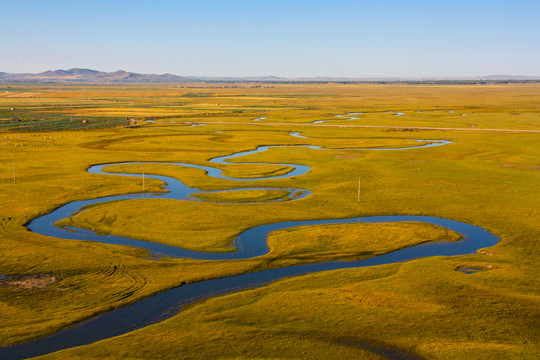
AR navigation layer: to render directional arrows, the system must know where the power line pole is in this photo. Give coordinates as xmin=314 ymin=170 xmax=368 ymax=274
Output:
xmin=357 ymin=176 xmax=361 ymax=203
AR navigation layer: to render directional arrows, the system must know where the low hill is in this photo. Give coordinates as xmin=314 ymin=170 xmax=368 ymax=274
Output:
xmin=0 ymin=68 xmax=190 ymax=83
xmin=0 ymin=69 xmax=538 ymax=83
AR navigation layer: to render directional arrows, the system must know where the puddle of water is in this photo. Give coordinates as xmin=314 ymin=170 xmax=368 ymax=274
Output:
xmin=502 ymin=163 xmax=540 ymax=171
xmin=289 ymin=132 xmax=308 ymax=138
xmin=455 ymin=265 xmax=493 ymax=274
xmin=456 ymin=267 xmax=485 ymax=274
xmin=312 ymin=112 xmax=363 ymax=123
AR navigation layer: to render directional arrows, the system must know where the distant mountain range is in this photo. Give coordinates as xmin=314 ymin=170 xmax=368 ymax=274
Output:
xmin=0 ymin=68 xmax=191 ymax=83
xmin=0 ymin=68 xmax=538 ymax=83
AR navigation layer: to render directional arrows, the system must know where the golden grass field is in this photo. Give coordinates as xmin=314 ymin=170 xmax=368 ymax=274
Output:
xmin=0 ymin=83 xmax=539 ymax=359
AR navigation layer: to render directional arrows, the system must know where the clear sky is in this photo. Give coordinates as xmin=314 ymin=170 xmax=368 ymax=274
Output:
xmin=1 ymin=0 xmax=539 ymax=78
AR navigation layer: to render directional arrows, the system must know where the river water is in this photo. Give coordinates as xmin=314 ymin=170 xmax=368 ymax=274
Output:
xmin=1 ymin=138 xmax=499 ymax=360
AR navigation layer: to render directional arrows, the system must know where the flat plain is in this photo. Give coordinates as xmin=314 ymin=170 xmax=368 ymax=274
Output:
xmin=0 ymin=83 xmax=539 ymax=359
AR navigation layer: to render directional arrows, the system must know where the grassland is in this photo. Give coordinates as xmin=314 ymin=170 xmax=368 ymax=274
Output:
xmin=0 ymin=83 xmax=538 ymax=359
xmin=190 ymin=189 xmax=291 ymax=203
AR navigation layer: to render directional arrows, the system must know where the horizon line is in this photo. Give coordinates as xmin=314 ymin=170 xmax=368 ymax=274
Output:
xmin=1 ymin=68 xmax=540 ymax=81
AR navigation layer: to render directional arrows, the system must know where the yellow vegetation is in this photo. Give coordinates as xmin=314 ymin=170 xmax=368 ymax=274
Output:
xmin=0 ymin=83 xmax=538 ymax=359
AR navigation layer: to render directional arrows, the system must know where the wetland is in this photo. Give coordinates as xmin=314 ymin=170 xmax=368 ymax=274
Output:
xmin=0 ymin=83 xmax=538 ymax=359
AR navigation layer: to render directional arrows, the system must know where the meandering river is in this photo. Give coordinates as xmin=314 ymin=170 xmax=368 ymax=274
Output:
xmin=1 ymin=137 xmax=499 ymax=360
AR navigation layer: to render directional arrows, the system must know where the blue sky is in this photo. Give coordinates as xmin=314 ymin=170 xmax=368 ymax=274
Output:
xmin=1 ymin=0 xmax=539 ymax=77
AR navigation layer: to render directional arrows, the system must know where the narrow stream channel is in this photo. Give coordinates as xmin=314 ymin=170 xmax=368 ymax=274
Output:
xmin=0 ymin=138 xmax=499 ymax=360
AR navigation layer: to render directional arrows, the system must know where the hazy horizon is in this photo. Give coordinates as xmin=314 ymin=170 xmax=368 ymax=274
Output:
xmin=1 ymin=0 xmax=539 ymax=78
xmin=2 ymin=67 xmax=539 ymax=81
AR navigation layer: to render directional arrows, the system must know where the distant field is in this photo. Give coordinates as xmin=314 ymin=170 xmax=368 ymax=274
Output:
xmin=0 ymin=83 xmax=538 ymax=359
xmin=1 ymin=83 xmax=539 ymax=131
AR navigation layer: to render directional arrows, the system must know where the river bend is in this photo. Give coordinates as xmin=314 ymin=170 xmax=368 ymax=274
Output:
xmin=1 ymin=138 xmax=500 ymax=360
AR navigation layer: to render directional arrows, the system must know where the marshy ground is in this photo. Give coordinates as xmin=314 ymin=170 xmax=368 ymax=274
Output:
xmin=0 ymin=83 xmax=538 ymax=359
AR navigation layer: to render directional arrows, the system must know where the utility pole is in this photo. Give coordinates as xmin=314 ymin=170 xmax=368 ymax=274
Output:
xmin=357 ymin=176 xmax=361 ymax=203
